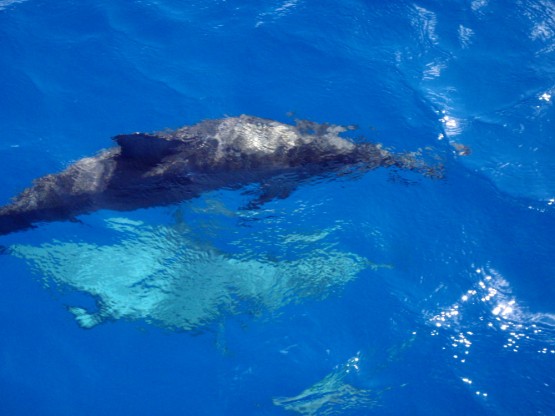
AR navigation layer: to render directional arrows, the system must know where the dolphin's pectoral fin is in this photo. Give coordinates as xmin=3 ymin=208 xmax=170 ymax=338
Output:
xmin=113 ymin=133 xmax=181 ymax=165
xmin=243 ymin=179 xmax=298 ymax=209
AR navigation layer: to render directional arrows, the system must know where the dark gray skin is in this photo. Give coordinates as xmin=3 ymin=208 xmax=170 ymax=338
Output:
xmin=0 ymin=115 xmax=439 ymax=236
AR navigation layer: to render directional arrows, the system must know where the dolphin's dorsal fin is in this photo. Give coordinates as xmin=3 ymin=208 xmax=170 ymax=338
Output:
xmin=113 ymin=133 xmax=180 ymax=164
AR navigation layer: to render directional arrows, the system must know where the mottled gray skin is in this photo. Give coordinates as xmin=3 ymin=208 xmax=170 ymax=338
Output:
xmin=0 ymin=115 xmax=434 ymax=235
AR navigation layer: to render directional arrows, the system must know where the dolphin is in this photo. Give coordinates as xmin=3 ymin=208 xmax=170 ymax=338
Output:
xmin=0 ymin=115 xmax=439 ymax=235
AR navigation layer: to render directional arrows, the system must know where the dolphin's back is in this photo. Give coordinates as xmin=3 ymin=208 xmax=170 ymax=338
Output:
xmin=0 ymin=115 xmax=439 ymax=236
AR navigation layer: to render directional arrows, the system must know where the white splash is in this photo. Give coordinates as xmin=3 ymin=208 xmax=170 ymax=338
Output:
xmin=539 ymin=92 xmax=551 ymax=102
xmin=471 ymin=0 xmax=488 ymax=12
xmin=0 ymin=0 xmax=27 ymax=10
xmin=412 ymin=5 xmax=438 ymax=45
xmin=458 ymin=25 xmax=475 ymax=48
xmin=255 ymin=0 xmax=299 ymax=27
xmin=429 ymin=267 xmax=555 ymax=355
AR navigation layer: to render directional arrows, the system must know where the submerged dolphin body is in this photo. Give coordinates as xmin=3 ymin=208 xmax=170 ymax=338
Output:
xmin=0 ymin=115 xmax=438 ymax=235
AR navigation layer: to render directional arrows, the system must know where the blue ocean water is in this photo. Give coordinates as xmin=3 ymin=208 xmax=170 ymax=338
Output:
xmin=1 ymin=0 xmax=555 ymax=414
